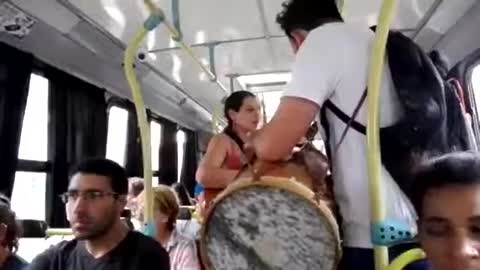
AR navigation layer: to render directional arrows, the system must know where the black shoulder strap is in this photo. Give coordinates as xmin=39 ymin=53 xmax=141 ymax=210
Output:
xmin=325 ymin=89 xmax=367 ymax=152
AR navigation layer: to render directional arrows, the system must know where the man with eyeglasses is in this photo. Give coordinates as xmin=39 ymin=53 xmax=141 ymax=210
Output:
xmin=28 ymin=158 xmax=170 ymax=270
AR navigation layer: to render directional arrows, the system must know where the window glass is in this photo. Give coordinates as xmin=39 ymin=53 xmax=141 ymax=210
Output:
xmin=11 ymin=172 xmax=46 ymax=221
xmin=150 ymin=121 xmax=162 ymax=172
xmin=258 ymin=91 xmax=283 ymax=122
xmin=18 ymin=74 xmax=49 ymax=161
xmin=176 ymin=130 xmax=186 ymax=182
xmin=473 ymin=64 xmax=480 ymax=114
xmin=106 ymin=106 xmax=129 ymax=166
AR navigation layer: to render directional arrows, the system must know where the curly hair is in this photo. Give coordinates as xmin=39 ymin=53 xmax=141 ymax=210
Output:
xmin=0 ymin=203 xmax=21 ymax=253
xmin=276 ymin=0 xmax=343 ymax=37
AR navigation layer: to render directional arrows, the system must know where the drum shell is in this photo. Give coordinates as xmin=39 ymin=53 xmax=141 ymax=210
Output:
xmin=200 ymin=177 xmax=341 ymax=270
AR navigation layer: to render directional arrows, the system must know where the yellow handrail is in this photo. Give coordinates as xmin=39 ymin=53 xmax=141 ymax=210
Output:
xmin=387 ymin=249 xmax=426 ymax=270
xmin=124 ymin=27 xmax=154 ymax=231
xmin=367 ymin=0 xmax=397 ymax=269
xmin=124 ymin=0 xmax=230 ymax=235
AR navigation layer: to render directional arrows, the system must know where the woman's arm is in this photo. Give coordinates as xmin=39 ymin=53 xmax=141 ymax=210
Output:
xmin=195 ymin=135 xmax=239 ymax=188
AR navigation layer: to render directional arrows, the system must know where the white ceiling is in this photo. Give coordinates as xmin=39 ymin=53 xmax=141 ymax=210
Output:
xmin=64 ymin=0 xmax=479 ymax=107
xmin=3 ymin=0 xmax=480 ymax=131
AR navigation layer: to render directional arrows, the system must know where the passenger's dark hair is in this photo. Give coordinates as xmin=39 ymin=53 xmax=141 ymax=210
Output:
xmin=276 ymin=0 xmax=343 ymax=38
xmin=70 ymin=158 xmax=128 ymax=195
xmin=0 ymin=203 xmax=20 ymax=253
xmin=171 ymin=183 xmax=192 ymax=206
xmin=223 ymin=91 xmax=256 ymax=150
xmin=411 ymin=152 xmax=480 ymax=218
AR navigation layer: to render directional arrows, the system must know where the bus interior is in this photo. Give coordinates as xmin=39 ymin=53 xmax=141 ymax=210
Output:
xmin=0 ymin=0 xmax=479 ymax=264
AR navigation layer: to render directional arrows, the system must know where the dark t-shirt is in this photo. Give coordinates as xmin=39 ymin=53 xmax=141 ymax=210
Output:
xmin=27 ymin=231 xmax=169 ymax=270
xmin=2 ymin=254 xmax=28 ymax=270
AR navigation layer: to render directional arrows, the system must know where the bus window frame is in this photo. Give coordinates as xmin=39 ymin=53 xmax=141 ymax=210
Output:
xmin=467 ymin=60 xmax=480 ymax=143
xmin=12 ymin=71 xmax=51 ymax=222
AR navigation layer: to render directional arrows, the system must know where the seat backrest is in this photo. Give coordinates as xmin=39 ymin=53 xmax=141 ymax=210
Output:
xmin=19 ymin=219 xmax=48 ymax=238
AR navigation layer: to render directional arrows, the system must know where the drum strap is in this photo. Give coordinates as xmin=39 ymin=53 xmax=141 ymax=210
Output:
xmin=325 ymin=89 xmax=368 ymax=153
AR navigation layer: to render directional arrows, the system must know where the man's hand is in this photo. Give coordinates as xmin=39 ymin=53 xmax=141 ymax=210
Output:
xmin=252 ymin=96 xmax=320 ymax=161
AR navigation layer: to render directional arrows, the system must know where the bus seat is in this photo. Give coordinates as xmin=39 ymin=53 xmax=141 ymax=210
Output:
xmin=19 ymin=219 xmax=48 ymax=238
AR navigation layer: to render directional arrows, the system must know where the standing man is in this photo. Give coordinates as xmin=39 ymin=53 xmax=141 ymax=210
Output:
xmin=28 ymin=158 xmax=170 ymax=270
xmin=251 ymin=0 xmax=421 ymax=268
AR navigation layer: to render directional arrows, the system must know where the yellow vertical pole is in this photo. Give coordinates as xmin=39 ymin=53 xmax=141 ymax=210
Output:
xmin=367 ymin=0 xmax=398 ymax=269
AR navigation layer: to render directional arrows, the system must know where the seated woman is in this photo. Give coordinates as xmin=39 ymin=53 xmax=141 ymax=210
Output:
xmin=0 ymin=202 xmax=27 ymax=270
xmin=412 ymin=151 xmax=480 ymax=270
xmin=137 ymin=185 xmax=201 ymax=270
xmin=196 ymin=91 xmax=261 ymax=210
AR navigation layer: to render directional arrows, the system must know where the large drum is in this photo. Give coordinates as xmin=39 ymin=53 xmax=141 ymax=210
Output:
xmin=200 ymin=143 xmax=341 ymax=270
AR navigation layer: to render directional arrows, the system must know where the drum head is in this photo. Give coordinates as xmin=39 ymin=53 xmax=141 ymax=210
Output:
xmin=201 ymin=178 xmax=340 ymax=270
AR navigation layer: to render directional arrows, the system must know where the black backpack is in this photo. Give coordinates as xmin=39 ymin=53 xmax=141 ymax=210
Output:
xmin=320 ymin=29 xmax=471 ymax=197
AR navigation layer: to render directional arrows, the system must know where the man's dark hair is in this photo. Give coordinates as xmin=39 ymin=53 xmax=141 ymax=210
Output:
xmin=411 ymin=152 xmax=480 ymax=217
xmin=276 ymin=0 xmax=343 ymax=38
xmin=70 ymin=158 xmax=128 ymax=195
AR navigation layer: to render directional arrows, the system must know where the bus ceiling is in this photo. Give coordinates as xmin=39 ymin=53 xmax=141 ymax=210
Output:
xmin=1 ymin=0 xmax=479 ymax=132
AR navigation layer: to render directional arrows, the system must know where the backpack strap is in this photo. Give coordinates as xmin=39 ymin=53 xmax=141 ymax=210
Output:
xmin=325 ymin=89 xmax=367 ymax=152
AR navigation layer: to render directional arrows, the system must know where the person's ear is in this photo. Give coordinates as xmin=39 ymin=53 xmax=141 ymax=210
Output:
xmin=289 ymin=30 xmax=307 ymax=53
xmin=117 ymin=195 xmax=128 ymax=212
xmin=228 ymin=109 xmax=237 ymax=123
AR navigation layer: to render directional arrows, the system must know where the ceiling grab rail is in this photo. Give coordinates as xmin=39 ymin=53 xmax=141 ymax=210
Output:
xmin=366 ymin=0 xmax=427 ymax=269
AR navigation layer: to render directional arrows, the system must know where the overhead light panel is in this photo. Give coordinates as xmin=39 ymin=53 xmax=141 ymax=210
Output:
xmin=237 ymin=72 xmax=291 ymax=90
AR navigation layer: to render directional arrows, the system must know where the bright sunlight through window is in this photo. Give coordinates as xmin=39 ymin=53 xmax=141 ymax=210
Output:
xmin=11 ymin=172 xmax=46 ymax=220
xmin=258 ymin=91 xmax=283 ymax=122
xmin=12 ymin=74 xmax=49 ymax=221
xmin=17 ymin=74 xmax=49 ymax=161
xmin=106 ymin=106 xmax=128 ymax=166
xmin=177 ymin=130 xmax=186 ymax=182
xmin=151 ymin=121 xmax=162 ymax=171
xmin=473 ymin=65 xmax=480 ymax=113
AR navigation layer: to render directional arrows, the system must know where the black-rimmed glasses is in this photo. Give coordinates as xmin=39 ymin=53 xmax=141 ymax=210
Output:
xmin=59 ymin=190 xmax=119 ymax=204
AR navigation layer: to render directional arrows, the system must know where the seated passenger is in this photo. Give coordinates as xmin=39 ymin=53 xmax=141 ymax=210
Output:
xmin=0 ymin=202 xmax=27 ymax=270
xmin=195 ymin=91 xmax=260 ymax=209
xmin=412 ymin=152 xmax=480 ymax=270
xmin=127 ymin=177 xmax=145 ymax=230
xmin=126 ymin=177 xmax=144 ymax=213
xmin=137 ymin=185 xmax=201 ymax=270
xmin=28 ymin=158 xmax=170 ymax=270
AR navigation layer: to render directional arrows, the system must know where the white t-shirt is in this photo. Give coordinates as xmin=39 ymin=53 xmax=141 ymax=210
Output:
xmin=284 ymin=23 xmax=417 ymax=248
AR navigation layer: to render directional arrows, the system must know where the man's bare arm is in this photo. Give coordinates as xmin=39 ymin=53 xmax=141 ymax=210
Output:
xmin=252 ymin=96 xmax=320 ymax=161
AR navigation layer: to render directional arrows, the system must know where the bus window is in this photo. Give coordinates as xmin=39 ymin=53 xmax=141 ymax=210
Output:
xmin=176 ymin=130 xmax=186 ymax=182
xmin=106 ymin=106 xmax=128 ymax=166
xmin=258 ymin=91 xmax=283 ymax=122
xmin=151 ymin=121 xmax=162 ymax=186
xmin=473 ymin=64 xmax=480 ymax=108
xmin=17 ymin=74 xmax=49 ymax=161
xmin=11 ymin=74 xmax=49 ymax=221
